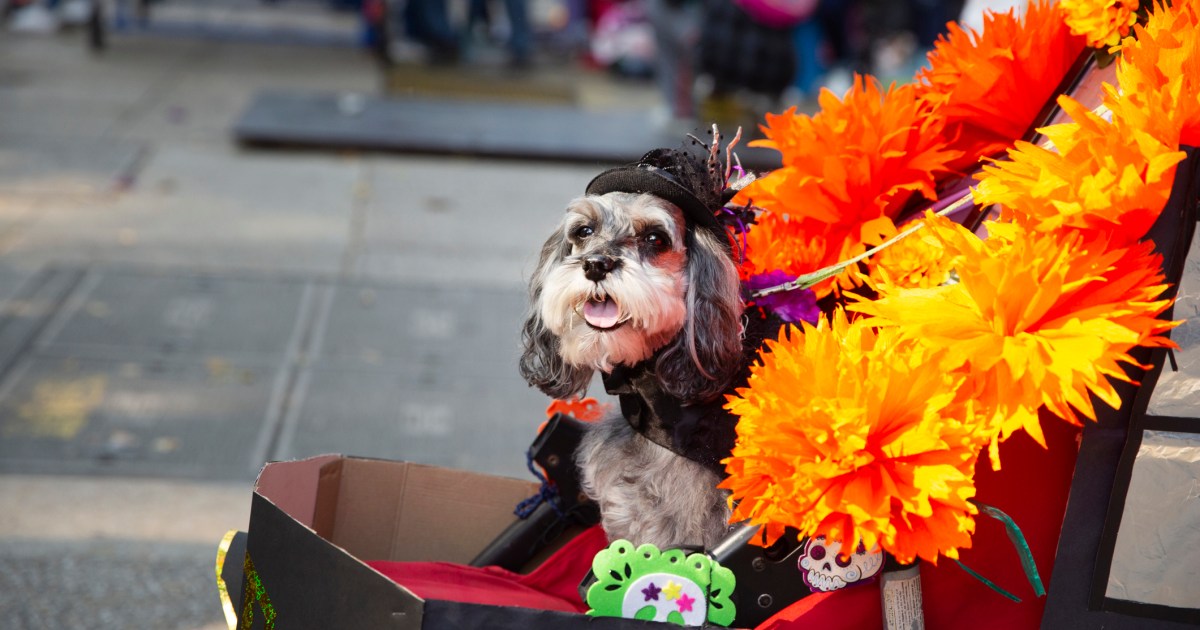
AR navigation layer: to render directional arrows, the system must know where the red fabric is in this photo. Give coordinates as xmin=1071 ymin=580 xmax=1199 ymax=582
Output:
xmin=762 ymin=413 xmax=1080 ymax=630
xmin=367 ymin=525 xmax=608 ymax=614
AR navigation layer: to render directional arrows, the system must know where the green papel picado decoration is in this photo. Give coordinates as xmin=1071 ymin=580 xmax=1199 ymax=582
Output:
xmin=585 ymin=540 xmax=736 ymax=627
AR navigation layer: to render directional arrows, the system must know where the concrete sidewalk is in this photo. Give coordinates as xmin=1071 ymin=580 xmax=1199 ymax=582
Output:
xmin=0 ymin=21 xmax=641 ymax=629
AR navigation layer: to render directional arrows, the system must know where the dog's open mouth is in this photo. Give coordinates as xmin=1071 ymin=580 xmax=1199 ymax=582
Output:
xmin=582 ymin=297 xmax=624 ymax=330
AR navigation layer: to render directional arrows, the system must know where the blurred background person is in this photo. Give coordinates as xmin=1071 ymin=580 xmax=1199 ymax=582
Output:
xmin=645 ymin=0 xmax=702 ymax=131
xmin=696 ymin=0 xmax=803 ymax=133
xmin=465 ymin=0 xmax=534 ymax=67
xmin=404 ymin=0 xmax=463 ymax=62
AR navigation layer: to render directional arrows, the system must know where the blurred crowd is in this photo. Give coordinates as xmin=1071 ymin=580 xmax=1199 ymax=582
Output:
xmin=382 ymin=0 xmax=1020 ymax=128
xmin=586 ymin=0 xmax=998 ymax=130
xmin=4 ymin=0 xmax=1023 ymax=129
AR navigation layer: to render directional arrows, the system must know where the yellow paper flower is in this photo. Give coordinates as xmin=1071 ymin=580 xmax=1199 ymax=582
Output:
xmin=1106 ymin=0 xmax=1200 ymax=147
xmin=851 ymin=218 xmax=1178 ymax=467
xmin=862 ymin=215 xmax=962 ymax=293
xmin=1060 ymin=0 xmax=1139 ymax=48
xmin=721 ymin=310 xmax=989 ymax=564
xmin=973 ymin=97 xmax=1185 ymax=244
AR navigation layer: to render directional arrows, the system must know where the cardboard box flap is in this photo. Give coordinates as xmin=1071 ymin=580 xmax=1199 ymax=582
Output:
xmin=388 ymin=462 xmax=540 ymax=564
xmin=245 ymin=491 xmax=425 ymax=629
xmin=255 ymin=453 xmax=344 ymax=527
xmin=322 ymin=458 xmax=538 ymax=564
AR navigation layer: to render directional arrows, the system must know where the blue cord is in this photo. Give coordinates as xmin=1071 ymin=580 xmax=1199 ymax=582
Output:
xmin=514 ymin=451 xmax=566 ymax=519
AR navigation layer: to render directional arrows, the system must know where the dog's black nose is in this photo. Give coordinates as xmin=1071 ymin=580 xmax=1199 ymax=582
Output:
xmin=582 ymin=255 xmax=618 ymax=282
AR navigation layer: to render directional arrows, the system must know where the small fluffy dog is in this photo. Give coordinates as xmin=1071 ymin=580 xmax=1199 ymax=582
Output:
xmin=519 ymin=148 xmax=750 ymax=550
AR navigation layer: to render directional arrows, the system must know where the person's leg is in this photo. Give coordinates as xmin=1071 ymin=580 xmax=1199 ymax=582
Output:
xmin=503 ymin=0 xmax=533 ymax=64
xmin=406 ymin=0 xmax=460 ymax=61
xmin=648 ymin=0 xmax=700 ymax=120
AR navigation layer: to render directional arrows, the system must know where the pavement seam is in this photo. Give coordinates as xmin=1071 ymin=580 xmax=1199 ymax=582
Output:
xmin=245 ymin=280 xmax=340 ymax=473
xmin=0 ymin=267 xmax=88 ymax=396
xmin=29 ymin=267 xmax=99 ymax=352
xmin=106 ymin=39 xmax=210 ymax=139
xmin=245 ymin=280 xmax=316 ymax=474
xmin=270 ymin=282 xmax=337 ymax=462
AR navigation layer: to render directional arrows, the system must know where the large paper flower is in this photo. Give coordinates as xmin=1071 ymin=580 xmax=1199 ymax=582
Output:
xmin=720 ymin=310 xmax=989 ymax=564
xmin=1060 ymin=0 xmax=1139 ymax=48
xmin=916 ymin=0 xmax=1086 ymax=171
xmin=1106 ymin=0 xmax=1200 ymax=148
xmin=851 ymin=218 xmax=1178 ymax=465
xmin=973 ymin=97 xmax=1185 ymax=245
xmin=734 ymin=78 xmax=960 ymax=296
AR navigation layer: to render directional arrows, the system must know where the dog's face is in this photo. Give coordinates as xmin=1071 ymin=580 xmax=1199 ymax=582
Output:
xmin=521 ymin=191 xmax=745 ymax=403
xmin=539 ymin=192 xmax=689 ymax=371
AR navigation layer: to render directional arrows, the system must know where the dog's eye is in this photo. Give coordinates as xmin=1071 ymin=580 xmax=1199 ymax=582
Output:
xmin=573 ymin=225 xmax=594 ymax=239
xmin=643 ymin=231 xmax=671 ymax=250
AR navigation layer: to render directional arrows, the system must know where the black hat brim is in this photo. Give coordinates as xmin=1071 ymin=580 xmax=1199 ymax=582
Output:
xmin=585 ymin=164 xmax=724 ymax=233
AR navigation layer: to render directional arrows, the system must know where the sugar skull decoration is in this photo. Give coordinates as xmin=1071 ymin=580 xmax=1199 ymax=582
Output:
xmin=798 ymin=536 xmax=884 ymax=592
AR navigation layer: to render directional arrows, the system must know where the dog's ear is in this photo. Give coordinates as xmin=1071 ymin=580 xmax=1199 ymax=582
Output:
xmin=655 ymin=228 xmax=744 ymax=403
xmin=519 ymin=228 xmax=594 ymax=399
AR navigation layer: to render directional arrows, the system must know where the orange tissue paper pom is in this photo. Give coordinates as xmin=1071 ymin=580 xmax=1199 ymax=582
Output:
xmin=916 ymin=0 xmax=1086 ymax=171
xmin=734 ymin=77 xmax=960 ymax=297
xmin=973 ymin=96 xmax=1186 ymax=245
xmin=851 ymin=218 xmax=1178 ymax=467
xmin=1106 ymin=0 xmax=1200 ymax=148
xmin=738 ymin=78 xmax=959 ymax=226
xmin=720 ymin=310 xmax=989 ymax=564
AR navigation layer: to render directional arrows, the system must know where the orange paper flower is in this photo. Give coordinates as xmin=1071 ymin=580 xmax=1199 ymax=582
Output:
xmin=852 ymin=218 xmax=1178 ymax=466
xmin=1060 ymin=0 xmax=1139 ymax=48
xmin=1106 ymin=0 xmax=1200 ymax=148
xmin=973 ymin=97 xmax=1185 ymax=245
xmin=735 ymin=78 xmax=960 ymax=296
xmin=721 ymin=310 xmax=989 ymax=564
xmin=916 ymin=1 xmax=1086 ymax=171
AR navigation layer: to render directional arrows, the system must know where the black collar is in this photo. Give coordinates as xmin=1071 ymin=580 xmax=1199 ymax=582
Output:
xmin=600 ymin=310 xmax=783 ymax=477
xmin=601 ymin=363 xmax=738 ymax=476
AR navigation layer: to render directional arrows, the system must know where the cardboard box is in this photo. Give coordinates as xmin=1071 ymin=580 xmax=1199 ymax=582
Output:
xmin=229 ymin=454 xmax=666 ymax=629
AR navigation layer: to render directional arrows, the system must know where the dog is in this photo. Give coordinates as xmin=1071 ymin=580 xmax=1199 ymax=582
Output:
xmin=519 ymin=147 xmax=752 ymax=550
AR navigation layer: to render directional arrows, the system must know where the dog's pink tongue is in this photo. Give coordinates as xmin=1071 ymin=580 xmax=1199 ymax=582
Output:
xmin=583 ymin=298 xmax=620 ymax=329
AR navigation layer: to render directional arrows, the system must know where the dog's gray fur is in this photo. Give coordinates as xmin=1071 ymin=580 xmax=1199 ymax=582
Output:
xmin=519 ymin=191 xmax=744 ymax=549
xmin=577 ymin=412 xmax=733 ymax=549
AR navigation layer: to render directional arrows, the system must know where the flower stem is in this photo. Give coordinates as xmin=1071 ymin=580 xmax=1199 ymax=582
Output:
xmin=750 ymin=191 xmax=977 ymax=298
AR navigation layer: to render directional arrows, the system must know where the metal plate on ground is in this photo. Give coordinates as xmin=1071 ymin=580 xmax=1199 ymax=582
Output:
xmin=36 ymin=269 xmax=314 ymax=363
xmin=0 ymin=354 xmax=279 ymax=481
xmin=234 ymin=91 xmax=783 ymax=170
xmin=274 ymin=361 xmax=547 ymax=479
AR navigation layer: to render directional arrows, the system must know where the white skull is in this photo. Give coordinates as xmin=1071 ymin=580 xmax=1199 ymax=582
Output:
xmin=797 ymin=536 xmax=884 ymax=592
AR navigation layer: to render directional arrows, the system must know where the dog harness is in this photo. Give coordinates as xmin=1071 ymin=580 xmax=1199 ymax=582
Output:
xmin=600 ymin=312 xmax=782 ymax=476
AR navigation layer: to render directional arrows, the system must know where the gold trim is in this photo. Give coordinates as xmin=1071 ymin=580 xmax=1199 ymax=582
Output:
xmin=215 ymin=530 xmax=240 ymax=630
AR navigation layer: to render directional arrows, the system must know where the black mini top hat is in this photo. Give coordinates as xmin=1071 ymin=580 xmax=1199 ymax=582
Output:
xmin=585 ymin=147 xmax=729 ymax=237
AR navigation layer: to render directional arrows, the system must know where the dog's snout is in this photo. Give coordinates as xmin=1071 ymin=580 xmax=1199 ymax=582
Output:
xmin=582 ymin=255 xmax=619 ymax=282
